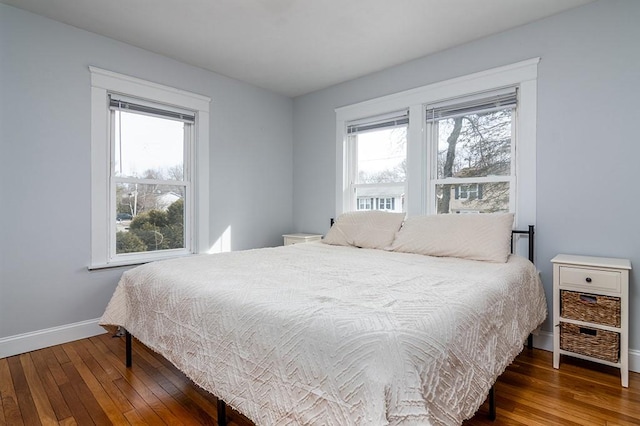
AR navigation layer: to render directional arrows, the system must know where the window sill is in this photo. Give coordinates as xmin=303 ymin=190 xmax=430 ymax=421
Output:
xmin=88 ymin=252 xmax=196 ymax=271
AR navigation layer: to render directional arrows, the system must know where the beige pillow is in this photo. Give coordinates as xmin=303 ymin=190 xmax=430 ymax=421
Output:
xmin=390 ymin=213 xmax=515 ymax=263
xmin=323 ymin=211 xmax=406 ymax=249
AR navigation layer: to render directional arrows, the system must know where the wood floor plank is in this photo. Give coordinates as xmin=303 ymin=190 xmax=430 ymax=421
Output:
xmin=128 ymin=336 xmax=220 ymax=421
xmin=91 ymin=336 xmax=186 ymax=425
xmin=123 ymin=408 xmax=149 ymax=425
xmin=29 ymin=349 xmax=72 ymax=421
xmin=69 ymin=339 xmax=134 ymax=416
xmin=51 ymin=346 xmax=70 ymax=366
xmin=60 ymin=360 xmax=110 ymax=425
xmin=0 ymin=357 xmax=21 ymax=426
xmin=19 ymin=353 xmax=58 ymax=425
xmin=113 ymin=377 xmax=168 ymax=426
xmin=62 ymin=342 xmax=129 ymax=425
xmin=57 ymin=382 xmax=95 ymax=426
xmin=57 ymin=417 xmax=78 ymax=426
xmin=0 ymin=396 xmax=5 ymax=426
xmin=6 ymin=356 xmax=41 ymax=426
xmin=38 ymin=347 xmax=69 ymax=387
xmin=130 ymin=346 xmax=216 ymax=425
xmin=122 ymin=350 xmax=207 ymax=426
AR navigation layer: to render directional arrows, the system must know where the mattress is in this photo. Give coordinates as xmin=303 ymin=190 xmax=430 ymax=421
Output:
xmin=100 ymin=242 xmax=547 ymax=425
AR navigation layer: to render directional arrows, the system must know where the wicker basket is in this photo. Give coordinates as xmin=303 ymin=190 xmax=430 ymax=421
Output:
xmin=560 ymin=322 xmax=619 ymax=363
xmin=561 ymin=290 xmax=621 ymax=327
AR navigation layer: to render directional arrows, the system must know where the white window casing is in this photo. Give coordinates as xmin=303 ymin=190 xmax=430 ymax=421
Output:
xmin=89 ymin=67 xmax=211 ymax=269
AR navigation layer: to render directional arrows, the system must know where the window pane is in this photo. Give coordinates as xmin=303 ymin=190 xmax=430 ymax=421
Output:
xmin=114 ymin=110 xmax=185 ymax=179
xmin=436 ymin=109 xmax=512 ymax=179
xmin=355 ymin=127 xmax=406 ymax=184
xmin=115 ymin=183 xmax=185 ymax=254
xmin=435 ymin=182 xmax=509 ymax=214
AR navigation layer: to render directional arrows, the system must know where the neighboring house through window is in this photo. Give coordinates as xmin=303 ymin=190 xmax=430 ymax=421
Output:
xmin=90 ymin=67 xmax=211 ymax=269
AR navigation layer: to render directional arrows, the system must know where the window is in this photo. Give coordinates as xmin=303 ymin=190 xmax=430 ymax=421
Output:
xmin=358 ymin=198 xmax=372 ymax=210
xmin=90 ymin=67 xmax=210 ymax=269
xmin=344 ymin=111 xmax=407 ymax=213
xmin=427 ymin=88 xmax=516 ymax=214
xmin=457 ymin=184 xmax=481 ymax=201
xmin=336 ymin=58 xmax=538 ymax=229
xmin=111 ymin=97 xmax=192 ymax=255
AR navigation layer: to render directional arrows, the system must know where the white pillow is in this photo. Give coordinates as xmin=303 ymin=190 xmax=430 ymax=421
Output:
xmin=389 ymin=213 xmax=515 ymax=263
xmin=322 ymin=211 xmax=406 ymax=249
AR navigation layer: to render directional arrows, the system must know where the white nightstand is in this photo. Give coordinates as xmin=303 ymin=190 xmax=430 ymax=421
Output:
xmin=283 ymin=233 xmax=323 ymax=246
xmin=551 ymin=254 xmax=631 ymax=387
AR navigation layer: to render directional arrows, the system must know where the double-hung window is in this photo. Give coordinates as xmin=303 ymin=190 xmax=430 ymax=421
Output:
xmin=427 ymin=88 xmax=516 ymax=214
xmin=110 ymin=96 xmax=193 ymax=255
xmin=90 ymin=67 xmax=210 ymax=269
xmin=344 ymin=111 xmax=408 ymax=213
xmin=336 ymin=58 xmax=538 ymax=229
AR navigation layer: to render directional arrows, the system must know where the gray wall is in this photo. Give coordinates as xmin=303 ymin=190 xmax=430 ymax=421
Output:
xmin=0 ymin=4 xmax=293 ymax=338
xmin=292 ymin=0 xmax=640 ymax=349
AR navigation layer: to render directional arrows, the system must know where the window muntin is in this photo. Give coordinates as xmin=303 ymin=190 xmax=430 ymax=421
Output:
xmin=346 ymin=112 xmax=407 ymax=213
xmin=428 ymin=89 xmax=516 ymax=215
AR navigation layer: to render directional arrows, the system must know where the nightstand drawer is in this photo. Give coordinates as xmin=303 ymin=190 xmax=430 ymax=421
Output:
xmin=559 ymin=266 xmax=620 ymax=293
xmin=561 ymin=290 xmax=621 ymax=327
xmin=560 ymin=322 xmax=619 ymax=363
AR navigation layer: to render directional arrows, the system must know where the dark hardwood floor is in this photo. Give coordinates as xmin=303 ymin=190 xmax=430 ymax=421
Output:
xmin=1 ymin=332 xmax=638 ymax=425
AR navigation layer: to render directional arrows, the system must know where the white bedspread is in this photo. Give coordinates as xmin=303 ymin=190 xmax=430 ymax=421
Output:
xmin=100 ymin=242 xmax=547 ymax=426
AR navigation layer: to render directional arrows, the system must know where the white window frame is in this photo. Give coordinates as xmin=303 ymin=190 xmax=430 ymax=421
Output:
xmin=335 ymin=58 xmax=538 ymax=230
xmin=89 ymin=67 xmax=211 ymax=269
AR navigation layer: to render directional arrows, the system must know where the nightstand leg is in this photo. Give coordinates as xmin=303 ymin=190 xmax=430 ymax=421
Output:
xmin=553 ymin=323 xmax=560 ymax=369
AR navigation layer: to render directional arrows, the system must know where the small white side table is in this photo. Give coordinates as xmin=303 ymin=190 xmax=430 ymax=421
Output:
xmin=551 ymin=254 xmax=631 ymax=387
xmin=283 ymin=233 xmax=323 ymax=246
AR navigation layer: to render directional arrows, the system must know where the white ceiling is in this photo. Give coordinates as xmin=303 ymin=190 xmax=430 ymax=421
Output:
xmin=2 ymin=0 xmax=596 ymax=97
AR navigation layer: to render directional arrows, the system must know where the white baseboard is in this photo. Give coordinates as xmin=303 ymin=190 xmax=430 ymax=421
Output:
xmin=0 ymin=318 xmax=106 ymax=359
xmin=532 ymin=330 xmax=640 ymax=373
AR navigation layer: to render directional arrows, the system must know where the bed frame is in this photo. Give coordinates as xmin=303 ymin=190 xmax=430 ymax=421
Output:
xmin=122 ymin=225 xmax=536 ymax=425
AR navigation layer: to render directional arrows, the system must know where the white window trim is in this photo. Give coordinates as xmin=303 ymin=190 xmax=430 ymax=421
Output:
xmin=335 ymin=58 xmax=538 ymax=230
xmin=89 ymin=67 xmax=211 ymax=269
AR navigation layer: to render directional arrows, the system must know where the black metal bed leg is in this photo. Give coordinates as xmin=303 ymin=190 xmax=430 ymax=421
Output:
xmin=125 ymin=330 xmax=132 ymax=368
xmin=122 ymin=329 xmax=226 ymax=425
xmin=217 ymin=399 xmax=227 ymax=426
xmin=488 ymin=385 xmax=496 ymax=421
xmin=527 ymin=333 xmax=533 ymax=350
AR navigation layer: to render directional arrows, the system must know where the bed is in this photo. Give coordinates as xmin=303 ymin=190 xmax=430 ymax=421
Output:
xmin=100 ymin=212 xmax=547 ymax=425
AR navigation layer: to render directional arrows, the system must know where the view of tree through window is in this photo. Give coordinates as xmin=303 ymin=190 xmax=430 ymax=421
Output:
xmin=112 ymin=109 xmax=189 ymax=254
xmin=431 ymin=96 xmax=515 ymax=214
